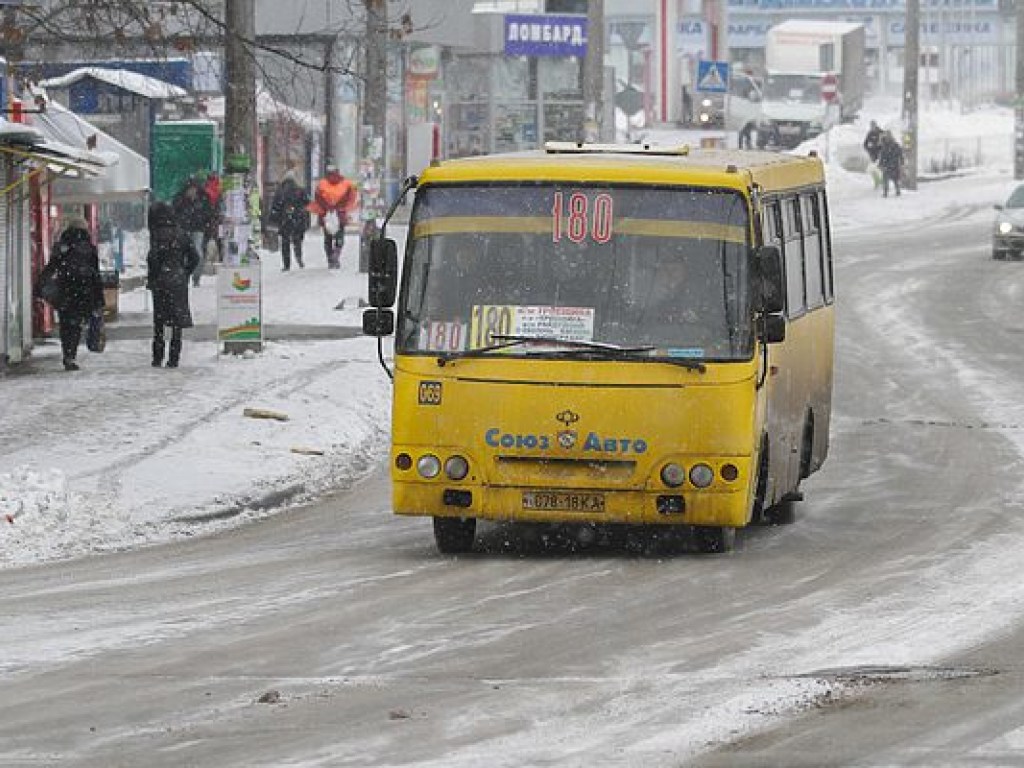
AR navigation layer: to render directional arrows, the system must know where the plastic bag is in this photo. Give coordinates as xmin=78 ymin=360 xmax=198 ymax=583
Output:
xmin=38 ymin=269 xmax=62 ymax=308
xmin=867 ymin=161 xmax=882 ymax=188
xmin=323 ymin=210 xmax=341 ymax=236
xmin=86 ymin=313 xmax=106 ymax=353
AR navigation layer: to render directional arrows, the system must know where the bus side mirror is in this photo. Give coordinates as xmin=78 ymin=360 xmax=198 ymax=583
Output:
xmin=368 ymin=238 xmax=398 ymax=307
xmin=762 ymin=313 xmax=786 ymax=344
xmin=362 ymin=308 xmax=394 ymax=337
xmin=756 ymin=244 xmax=785 ymax=314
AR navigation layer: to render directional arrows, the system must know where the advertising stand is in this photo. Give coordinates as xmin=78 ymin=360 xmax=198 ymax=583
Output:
xmin=217 ymin=154 xmax=263 ymax=354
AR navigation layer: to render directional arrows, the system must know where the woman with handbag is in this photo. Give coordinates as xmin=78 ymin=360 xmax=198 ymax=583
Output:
xmin=147 ymin=201 xmax=200 ymax=368
xmin=35 ymin=217 xmax=105 ymax=371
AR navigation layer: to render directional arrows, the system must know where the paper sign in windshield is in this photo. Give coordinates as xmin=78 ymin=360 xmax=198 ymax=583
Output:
xmin=469 ymin=304 xmax=595 ymax=350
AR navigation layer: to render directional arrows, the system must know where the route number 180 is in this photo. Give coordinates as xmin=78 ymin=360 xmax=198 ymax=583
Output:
xmin=551 ymin=191 xmax=614 ymax=244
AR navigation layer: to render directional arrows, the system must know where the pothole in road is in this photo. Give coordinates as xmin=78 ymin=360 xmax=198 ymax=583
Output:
xmin=801 ymin=665 xmax=999 ymax=684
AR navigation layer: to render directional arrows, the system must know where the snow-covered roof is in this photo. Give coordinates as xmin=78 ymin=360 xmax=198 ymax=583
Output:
xmin=29 ymin=100 xmax=148 ymax=203
xmin=203 ymin=85 xmax=321 ymax=131
xmin=0 ymin=117 xmax=111 ymax=179
xmin=39 ymin=67 xmax=187 ymax=101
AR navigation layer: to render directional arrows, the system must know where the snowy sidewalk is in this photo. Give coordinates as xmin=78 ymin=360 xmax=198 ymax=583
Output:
xmin=0 ymin=231 xmax=394 ymax=568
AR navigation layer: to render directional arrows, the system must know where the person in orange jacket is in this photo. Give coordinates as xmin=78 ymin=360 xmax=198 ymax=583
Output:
xmin=308 ymin=164 xmax=357 ymax=269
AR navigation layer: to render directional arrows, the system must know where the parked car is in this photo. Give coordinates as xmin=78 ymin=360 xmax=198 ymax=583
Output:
xmin=993 ymin=183 xmax=1024 ymax=260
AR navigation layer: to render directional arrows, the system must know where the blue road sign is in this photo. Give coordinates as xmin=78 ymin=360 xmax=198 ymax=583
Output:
xmin=696 ymin=60 xmax=730 ymax=94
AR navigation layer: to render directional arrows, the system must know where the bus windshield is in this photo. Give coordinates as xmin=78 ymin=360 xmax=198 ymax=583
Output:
xmin=397 ymin=184 xmax=754 ymax=361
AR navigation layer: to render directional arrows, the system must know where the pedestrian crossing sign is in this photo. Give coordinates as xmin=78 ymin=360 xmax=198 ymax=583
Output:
xmin=696 ymin=60 xmax=730 ymax=94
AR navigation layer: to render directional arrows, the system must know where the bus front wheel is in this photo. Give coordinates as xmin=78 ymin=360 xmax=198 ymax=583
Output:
xmin=433 ymin=516 xmax=477 ymax=554
xmin=694 ymin=525 xmax=735 ymax=554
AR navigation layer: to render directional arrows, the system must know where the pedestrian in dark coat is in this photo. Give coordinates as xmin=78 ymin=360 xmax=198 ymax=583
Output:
xmin=147 ymin=201 xmax=200 ymax=368
xmin=878 ymin=130 xmax=904 ymax=198
xmin=863 ymin=120 xmax=882 ymax=163
xmin=268 ymin=171 xmax=310 ymax=270
xmin=172 ymin=177 xmax=214 ymax=286
xmin=35 ymin=217 xmax=104 ymax=371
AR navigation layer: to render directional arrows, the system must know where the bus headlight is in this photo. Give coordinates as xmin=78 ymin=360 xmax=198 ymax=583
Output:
xmin=999 ymin=221 xmax=1013 ymax=234
xmin=660 ymin=463 xmax=686 ymax=488
xmin=445 ymin=455 xmax=469 ymax=481
xmin=417 ymin=454 xmax=441 ymax=479
xmin=689 ymin=463 xmax=714 ymax=488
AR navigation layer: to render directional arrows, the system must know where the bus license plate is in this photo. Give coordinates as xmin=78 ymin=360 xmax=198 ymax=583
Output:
xmin=522 ymin=491 xmax=605 ymax=513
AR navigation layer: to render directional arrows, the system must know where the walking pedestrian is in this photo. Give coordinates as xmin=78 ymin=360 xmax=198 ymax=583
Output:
xmin=309 ymin=164 xmax=357 ymax=269
xmin=172 ymin=176 xmax=214 ymax=286
xmin=862 ymin=120 xmax=882 ymax=164
xmin=863 ymin=120 xmax=883 ymax=189
xmin=147 ymin=201 xmax=200 ymax=368
xmin=202 ymin=171 xmax=222 ymax=266
xmin=878 ymin=130 xmax=904 ymax=198
xmin=35 ymin=217 xmax=104 ymax=371
xmin=268 ymin=169 xmax=310 ymax=271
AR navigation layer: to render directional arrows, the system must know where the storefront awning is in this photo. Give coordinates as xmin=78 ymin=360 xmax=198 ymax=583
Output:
xmin=0 ymin=122 xmax=111 ymax=195
xmin=28 ymin=101 xmax=147 ymax=204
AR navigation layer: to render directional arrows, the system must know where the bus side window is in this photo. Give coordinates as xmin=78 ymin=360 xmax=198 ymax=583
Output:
xmin=801 ymin=193 xmax=824 ymax=310
xmin=782 ymin=197 xmax=807 ymax=318
xmin=763 ymin=200 xmax=782 ymax=246
xmin=819 ymin=190 xmax=835 ymax=302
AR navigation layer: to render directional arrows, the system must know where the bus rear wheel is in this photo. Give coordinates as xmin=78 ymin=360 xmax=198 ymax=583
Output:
xmin=694 ymin=525 xmax=735 ymax=554
xmin=433 ymin=516 xmax=477 ymax=554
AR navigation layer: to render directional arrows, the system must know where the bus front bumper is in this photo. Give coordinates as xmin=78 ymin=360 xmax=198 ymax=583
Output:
xmin=393 ymin=482 xmax=753 ymax=528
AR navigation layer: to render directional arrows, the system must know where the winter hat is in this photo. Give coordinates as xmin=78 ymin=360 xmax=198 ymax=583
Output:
xmin=63 ymin=216 xmax=89 ymax=234
xmin=148 ymin=201 xmax=177 ymax=229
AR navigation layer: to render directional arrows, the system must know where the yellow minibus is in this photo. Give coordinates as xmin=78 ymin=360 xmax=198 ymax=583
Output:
xmin=364 ymin=142 xmax=834 ymax=554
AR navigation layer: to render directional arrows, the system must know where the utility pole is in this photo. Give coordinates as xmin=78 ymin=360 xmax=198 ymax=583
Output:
xmin=324 ymin=35 xmax=337 ymax=169
xmin=902 ymin=0 xmax=920 ymax=191
xmin=363 ymin=0 xmax=387 ymax=170
xmin=360 ymin=0 xmax=388 ymax=271
xmin=1015 ymin=0 xmax=1024 ymax=179
xmin=224 ymin=0 xmax=257 ymax=168
xmin=582 ymin=0 xmax=604 ymax=142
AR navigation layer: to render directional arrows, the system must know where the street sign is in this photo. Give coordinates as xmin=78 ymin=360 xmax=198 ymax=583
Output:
xmin=696 ymin=60 xmax=730 ymax=94
xmin=615 ymin=84 xmax=644 ymax=117
xmin=821 ymin=72 xmax=839 ymax=103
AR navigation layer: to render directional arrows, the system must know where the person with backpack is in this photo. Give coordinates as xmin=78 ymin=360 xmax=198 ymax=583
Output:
xmin=863 ymin=120 xmax=882 ymax=164
xmin=309 ymin=164 xmax=357 ymax=269
xmin=878 ymin=130 xmax=905 ymax=199
xmin=268 ymin=169 xmax=310 ymax=271
xmin=35 ymin=217 xmax=105 ymax=371
xmin=172 ymin=177 xmax=214 ymax=286
xmin=147 ymin=201 xmax=200 ymax=368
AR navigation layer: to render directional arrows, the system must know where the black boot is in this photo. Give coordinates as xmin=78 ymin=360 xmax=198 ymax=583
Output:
xmin=151 ymin=340 xmax=164 ymax=367
xmin=167 ymin=338 xmax=182 ymax=368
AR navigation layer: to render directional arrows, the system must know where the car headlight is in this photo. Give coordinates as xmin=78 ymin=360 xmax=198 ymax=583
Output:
xmin=689 ymin=463 xmax=715 ymax=488
xmin=998 ymin=221 xmax=1014 ymax=234
xmin=444 ymin=455 xmax=469 ymax=481
xmin=660 ymin=463 xmax=686 ymax=488
xmin=417 ymin=454 xmax=441 ymax=479
xmin=701 ymin=98 xmax=713 ymax=108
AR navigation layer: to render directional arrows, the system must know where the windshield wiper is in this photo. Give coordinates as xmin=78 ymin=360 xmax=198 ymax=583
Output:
xmin=490 ymin=334 xmax=656 ymax=354
xmin=436 ymin=338 xmax=531 ymax=366
xmin=437 ymin=334 xmax=706 ymax=372
xmin=437 ymin=335 xmax=648 ymax=366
